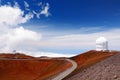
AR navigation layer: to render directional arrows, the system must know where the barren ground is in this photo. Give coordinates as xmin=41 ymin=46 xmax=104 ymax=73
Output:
xmin=65 ymin=52 xmax=120 ymax=80
xmin=0 ymin=53 xmax=72 ymax=80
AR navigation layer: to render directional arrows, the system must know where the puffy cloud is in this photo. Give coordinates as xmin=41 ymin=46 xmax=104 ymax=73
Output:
xmin=0 ymin=5 xmax=40 ymax=53
xmin=0 ymin=5 xmax=33 ymax=26
xmin=0 ymin=27 xmax=41 ymax=52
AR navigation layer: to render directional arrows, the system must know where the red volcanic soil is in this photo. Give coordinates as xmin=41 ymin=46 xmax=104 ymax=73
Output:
xmin=64 ymin=50 xmax=118 ymax=79
xmin=0 ymin=53 xmax=72 ymax=80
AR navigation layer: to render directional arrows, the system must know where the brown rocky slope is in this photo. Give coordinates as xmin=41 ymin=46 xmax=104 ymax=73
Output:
xmin=65 ymin=51 xmax=120 ymax=80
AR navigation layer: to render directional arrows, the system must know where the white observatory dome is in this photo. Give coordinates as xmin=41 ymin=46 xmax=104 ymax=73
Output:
xmin=96 ymin=37 xmax=108 ymax=51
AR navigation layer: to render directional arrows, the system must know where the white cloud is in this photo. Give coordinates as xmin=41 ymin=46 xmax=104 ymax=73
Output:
xmin=0 ymin=4 xmax=68 ymax=58
xmin=18 ymin=50 xmax=74 ymax=57
xmin=33 ymin=3 xmax=50 ymax=18
xmin=33 ymin=10 xmax=41 ymax=19
xmin=1 ymin=27 xmax=41 ymax=52
xmin=0 ymin=3 xmax=65 ymax=58
xmin=24 ymin=1 xmax=29 ymax=8
xmin=40 ymin=3 xmax=50 ymax=17
xmin=32 ymin=3 xmax=50 ymax=19
xmin=0 ymin=5 xmax=40 ymax=53
xmin=24 ymin=1 xmax=30 ymax=11
xmin=0 ymin=5 xmax=33 ymax=26
xmin=35 ymin=28 xmax=120 ymax=51
xmin=0 ymin=2 xmax=70 ymax=58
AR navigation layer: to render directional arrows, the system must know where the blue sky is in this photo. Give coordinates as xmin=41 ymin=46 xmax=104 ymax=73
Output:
xmin=0 ymin=0 xmax=120 ymax=57
xmin=2 ymin=0 xmax=120 ymax=29
xmin=36 ymin=0 xmax=120 ymax=29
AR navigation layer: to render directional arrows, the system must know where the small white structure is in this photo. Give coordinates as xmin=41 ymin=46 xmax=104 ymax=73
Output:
xmin=96 ymin=37 xmax=108 ymax=51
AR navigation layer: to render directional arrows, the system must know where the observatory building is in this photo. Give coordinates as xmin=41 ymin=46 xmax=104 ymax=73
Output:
xmin=96 ymin=37 xmax=108 ymax=51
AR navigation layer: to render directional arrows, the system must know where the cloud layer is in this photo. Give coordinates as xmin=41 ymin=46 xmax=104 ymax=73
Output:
xmin=0 ymin=4 xmax=41 ymax=53
xmin=36 ymin=28 xmax=120 ymax=51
